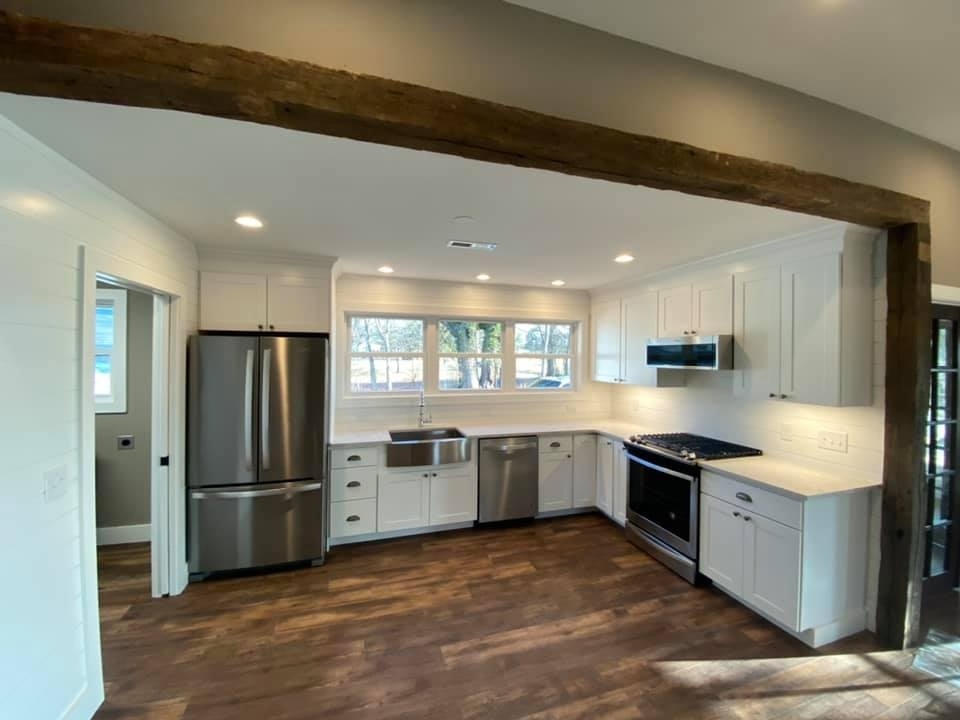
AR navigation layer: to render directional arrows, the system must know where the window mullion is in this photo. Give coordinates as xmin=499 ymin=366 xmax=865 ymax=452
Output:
xmin=504 ymin=322 xmax=516 ymax=391
xmin=425 ymin=319 xmax=439 ymax=394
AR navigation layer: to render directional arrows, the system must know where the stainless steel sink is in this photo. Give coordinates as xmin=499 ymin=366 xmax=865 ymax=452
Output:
xmin=387 ymin=427 xmax=471 ymax=467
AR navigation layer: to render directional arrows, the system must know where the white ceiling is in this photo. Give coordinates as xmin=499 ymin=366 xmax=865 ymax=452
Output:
xmin=509 ymin=0 xmax=960 ymax=151
xmin=0 ymin=95 xmax=830 ymax=289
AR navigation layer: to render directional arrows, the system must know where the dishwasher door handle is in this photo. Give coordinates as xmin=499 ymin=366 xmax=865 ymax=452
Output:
xmin=484 ymin=444 xmax=537 ymax=454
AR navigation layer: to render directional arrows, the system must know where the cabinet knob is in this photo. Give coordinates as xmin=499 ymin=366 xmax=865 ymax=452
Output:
xmin=269 ymin=324 xmax=275 ymax=330
xmin=733 ymin=511 xmax=741 ymax=517
xmin=683 ymin=330 xmax=689 ymax=335
xmin=780 ymin=394 xmax=788 ymax=400
xmin=346 ymin=481 xmax=361 ymax=488
xmin=346 ymin=515 xmax=360 ymax=522
xmin=258 ymin=324 xmax=264 ymax=330
xmin=432 ymin=472 xmax=438 ymax=477
xmin=743 ymin=516 xmax=752 ymax=522
xmin=567 ymin=454 xmax=572 ymax=459
xmin=423 ymin=473 xmax=429 ymax=478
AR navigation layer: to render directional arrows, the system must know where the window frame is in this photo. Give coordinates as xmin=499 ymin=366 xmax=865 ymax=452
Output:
xmin=343 ymin=313 xmax=579 ymax=398
xmin=513 ymin=322 xmax=575 ymax=391
xmin=437 ymin=319 xmax=506 ymax=392
xmin=95 ymin=288 xmax=128 ymax=414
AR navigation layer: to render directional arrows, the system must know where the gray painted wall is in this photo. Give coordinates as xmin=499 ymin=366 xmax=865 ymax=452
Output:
xmin=6 ymin=0 xmax=960 ymax=284
xmin=94 ymin=284 xmax=152 ymax=528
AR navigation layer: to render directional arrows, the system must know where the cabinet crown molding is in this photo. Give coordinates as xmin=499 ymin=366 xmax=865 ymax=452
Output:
xmin=198 ymin=247 xmax=338 ymax=273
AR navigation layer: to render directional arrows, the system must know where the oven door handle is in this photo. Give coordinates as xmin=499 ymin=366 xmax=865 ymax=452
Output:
xmin=627 ymin=453 xmax=696 ymax=483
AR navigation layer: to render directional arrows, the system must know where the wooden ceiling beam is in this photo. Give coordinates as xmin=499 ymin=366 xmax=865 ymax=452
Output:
xmin=0 ymin=10 xmax=928 ymax=229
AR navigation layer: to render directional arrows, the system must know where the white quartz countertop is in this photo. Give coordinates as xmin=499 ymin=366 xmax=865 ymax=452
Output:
xmin=329 ymin=419 xmax=643 ymax=446
xmin=700 ymin=455 xmax=881 ymax=499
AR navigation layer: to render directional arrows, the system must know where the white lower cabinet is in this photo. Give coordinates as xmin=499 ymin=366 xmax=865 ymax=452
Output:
xmin=613 ymin=445 xmax=628 ymax=525
xmin=573 ymin=434 xmax=597 ymax=507
xmin=700 ymin=470 xmax=868 ymax=647
xmin=331 ymin=498 xmax=377 ymax=537
xmin=378 ymin=470 xmax=431 ymax=532
xmin=596 ymin=437 xmax=615 ymax=517
xmin=429 ymin=468 xmax=477 ymax=525
xmin=539 ymin=450 xmax=574 ymax=513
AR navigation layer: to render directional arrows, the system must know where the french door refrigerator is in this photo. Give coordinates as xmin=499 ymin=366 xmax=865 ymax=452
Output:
xmin=187 ymin=334 xmax=328 ymax=577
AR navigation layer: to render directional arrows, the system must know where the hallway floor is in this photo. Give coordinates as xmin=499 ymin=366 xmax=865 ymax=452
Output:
xmin=95 ymin=515 xmax=960 ymax=719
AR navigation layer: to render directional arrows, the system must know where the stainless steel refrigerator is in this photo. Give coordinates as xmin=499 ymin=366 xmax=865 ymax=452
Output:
xmin=187 ymin=334 xmax=328 ymax=577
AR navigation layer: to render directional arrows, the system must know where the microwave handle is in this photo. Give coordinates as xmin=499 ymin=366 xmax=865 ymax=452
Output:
xmin=626 ymin=453 xmax=696 ymax=483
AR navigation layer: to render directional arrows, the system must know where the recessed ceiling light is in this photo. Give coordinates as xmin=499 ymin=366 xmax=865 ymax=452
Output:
xmin=378 ymin=265 xmax=395 ymax=274
xmin=475 ymin=273 xmax=491 ymax=281
xmin=614 ymin=253 xmax=635 ymax=264
xmin=235 ymin=214 xmax=263 ymax=229
xmin=453 ymin=215 xmax=475 ymax=224
xmin=551 ymin=279 xmax=566 ymax=287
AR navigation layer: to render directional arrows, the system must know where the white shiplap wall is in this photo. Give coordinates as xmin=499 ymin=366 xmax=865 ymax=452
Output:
xmin=0 ymin=114 xmax=198 ymax=719
xmin=335 ymin=274 xmax=613 ymax=430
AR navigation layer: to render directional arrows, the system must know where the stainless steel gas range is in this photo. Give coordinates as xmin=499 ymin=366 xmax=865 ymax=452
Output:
xmin=624 ymin=433 xmax=761 ymax=584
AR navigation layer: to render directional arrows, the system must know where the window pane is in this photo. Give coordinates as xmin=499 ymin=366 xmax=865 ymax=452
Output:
xmin=438 ymin=321 xmax=503 ymax=354
xmin=95 ymin=354 xmax=112 ymax=396
xmin=929 ymin=371 xmax=955 ymax=422
xmin=516 ymin=357 xmax=571 ymax=389
xmin=439 ymin=357 xmax=502 ymax=390
xmin=515 ymin=323 xmax=571 ymax=354
xmin=934 ymin=319 xmax=956 ymax=369
xmin=350 ymin=356 xmax=422 ymax=393
xmin=95 ymin=305 xmax=115 ymax=348
xmin=350 ymin=317 xmax=423 ymax=353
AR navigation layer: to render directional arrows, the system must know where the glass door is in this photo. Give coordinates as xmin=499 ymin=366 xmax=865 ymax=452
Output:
xmin=924 ymin=305 xmax=960 ymax=594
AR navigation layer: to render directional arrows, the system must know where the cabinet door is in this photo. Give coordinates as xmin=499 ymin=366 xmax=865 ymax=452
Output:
xmin=743 ymin=512 xmax=802 ymax=630
xmin=429 ymin=469 xmax=477 ymax=525
xmin=613 ymin=446 xmax=628 ymax=524
xmin=657 ymin=284 xmax=692 ymax=337
xmin=377 ymin=471 xmax=430 ymax=532
xmin=573 ymin=434 xmax=597 ymax=508
xmin=622 ymin=292 xmax=658 ymax=385
xmin=267 ymin=274 xmax=331 ymax=333
xmin=200 ymin=272 xmax=267 ymax=331
xmin=596 ymin=438 xmax=614 ymax=516
xmin=780 ymin=254 xmax=841 ymax=406
xmin=692 ymin=275 xmax=733 ymax=335
xmin=592 ymin=299 xmax=622 ymax=382
xmin=733 ymin=267 xmax=781 ymax=401
xmin=539 ymin=452 xmax=574 ymax=512
xmin=700 ymin=494 xmax=746 ymax=595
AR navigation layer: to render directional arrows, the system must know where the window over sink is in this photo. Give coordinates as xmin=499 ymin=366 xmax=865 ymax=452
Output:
xmin=345 ymin=315 xmax=577 ymax=396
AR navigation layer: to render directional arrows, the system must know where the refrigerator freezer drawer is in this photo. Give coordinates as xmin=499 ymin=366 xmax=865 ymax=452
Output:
xmin=189 ymin=480 xmax=325 ymax=574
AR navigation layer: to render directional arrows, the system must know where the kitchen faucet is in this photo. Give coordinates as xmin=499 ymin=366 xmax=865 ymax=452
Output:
xmin=418 ymin=389 xmax=433 ymax=427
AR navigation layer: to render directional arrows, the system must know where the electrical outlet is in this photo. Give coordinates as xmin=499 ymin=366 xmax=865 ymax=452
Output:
xmin=117 ymin=434 xmax=135 ymax=450
xmin=44 ymin=465 xmax=68 ymax=503
xmin=817 ymin=430 xmax=848 ymax=453
xmin=780 ymin=423 xmax=794 ymax=442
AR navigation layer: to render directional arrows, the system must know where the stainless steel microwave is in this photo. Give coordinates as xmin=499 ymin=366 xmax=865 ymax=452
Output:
xmin=645 ymin=335 xmax=733 ymax=370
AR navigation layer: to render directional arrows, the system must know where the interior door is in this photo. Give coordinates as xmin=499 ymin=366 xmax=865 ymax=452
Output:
xmin=923 ymin=305 xmax=960 ymax=595
xmin=259 ymin=336 xmax=328 ymax=484
xmin=187 ymin=335 xmax=259 ymax=488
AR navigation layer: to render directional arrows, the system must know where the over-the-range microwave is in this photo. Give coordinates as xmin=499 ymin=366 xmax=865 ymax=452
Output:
xmin=645 ymin=335 xmax=733 ymax=370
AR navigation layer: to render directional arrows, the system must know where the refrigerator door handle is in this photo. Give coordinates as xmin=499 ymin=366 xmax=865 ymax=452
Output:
xmin=261 ymin=347 xmax=272 ymax=470
xmin=190 ymin=481 xmax=324 ymax=500
xmin=243 ymin=349 xmax=254 ymax=470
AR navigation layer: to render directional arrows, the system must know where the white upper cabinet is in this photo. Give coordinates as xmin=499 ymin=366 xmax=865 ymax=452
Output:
xmin=621 ymin=292 xmax=660 ymax=385
xmin=733 ymin=267 xmax=782 ymax=401
xmin=657 ymin=276 xmax=732 ymax=337
xmin=734 ymin=230 xmax=873 ymax=407
xmin=266 ymin=275 xmax=331 ymax=333
xmin=199 ymin=259 xmax=332 ymax=333
xmin=200 ymin=272 xmax=268 ymax=332
xmin=592 ymin=298 xmax=622 ymax=383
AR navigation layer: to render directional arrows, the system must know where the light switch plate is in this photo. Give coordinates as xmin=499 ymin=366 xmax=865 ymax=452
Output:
xmin=817 ymin=430 xmax=848 ymax=453
xmin=44 ymin=465 xmax=68 ymax=503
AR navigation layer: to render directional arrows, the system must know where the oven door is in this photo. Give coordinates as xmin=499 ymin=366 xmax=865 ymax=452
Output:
xmin=626 ymin=449 xmax=698 ymax=559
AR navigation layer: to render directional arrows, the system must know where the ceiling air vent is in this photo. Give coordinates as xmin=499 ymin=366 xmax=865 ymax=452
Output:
xmin=447 ymin=240 xmax=498 ymax=251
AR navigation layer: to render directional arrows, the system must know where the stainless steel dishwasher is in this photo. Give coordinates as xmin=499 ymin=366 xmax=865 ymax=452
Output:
xmin=478 ymin=436 xmax=539 ymax=522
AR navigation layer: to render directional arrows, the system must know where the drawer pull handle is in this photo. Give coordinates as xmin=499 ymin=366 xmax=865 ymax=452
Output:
xmin=735 ymin=492 xmax=753 ymax=503
xmin=550 ymin=441 xmax=561 ymax=448
xmin=346 ymin=481 xmax=361 ymax=488
xmin=347 ymin=455 xmax=362 ymax=462
xmin=346 ymin=515 xmax=360 ymax=522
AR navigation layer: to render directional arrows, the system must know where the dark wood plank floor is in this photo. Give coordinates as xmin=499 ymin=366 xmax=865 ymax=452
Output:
xmin=95 ymin=514 xmax=960 ymax=719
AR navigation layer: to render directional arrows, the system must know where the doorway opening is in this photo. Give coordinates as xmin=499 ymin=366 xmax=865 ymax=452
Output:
xmin=90 ymin=272 xmax=172 ymax=600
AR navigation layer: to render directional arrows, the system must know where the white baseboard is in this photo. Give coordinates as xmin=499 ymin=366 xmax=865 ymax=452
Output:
xmin=97 ymin=523 xmax=150 ymax=546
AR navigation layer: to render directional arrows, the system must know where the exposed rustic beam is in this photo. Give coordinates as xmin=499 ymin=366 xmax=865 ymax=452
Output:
xmin=877 ymin=222 xmax=932 ymax=648
xmin=0 ymin=10 xmax=929 ymax=229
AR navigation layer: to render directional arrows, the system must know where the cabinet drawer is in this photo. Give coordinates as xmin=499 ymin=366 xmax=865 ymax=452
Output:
xmin=539 ymin=435 xmax=573 ymax=454
xmin=702 ymin=471 xmax=803 ymax=530
xmin=330 ymin=498 xmax=377 ymax=537
xmin=331 ymin=446 xmax=379 ymax=469
xmin=330 ymin=467 xmax=378 ymax=502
